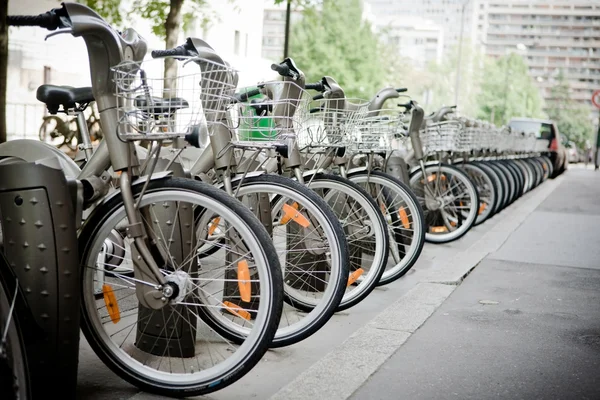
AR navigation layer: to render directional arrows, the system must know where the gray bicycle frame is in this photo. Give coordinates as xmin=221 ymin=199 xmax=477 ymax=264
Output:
xmin=7 ymin=3 xmax=180 ymax=308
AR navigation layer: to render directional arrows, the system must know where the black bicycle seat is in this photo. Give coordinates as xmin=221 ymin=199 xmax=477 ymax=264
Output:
xmin=36 ymin=85 xmax=95 ymax=114
xmin=134 ymin=96 xmax=189 ymax=115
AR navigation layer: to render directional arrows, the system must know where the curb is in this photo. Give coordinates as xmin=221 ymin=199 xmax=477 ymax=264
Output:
xmin=269 ymin=174 xmax=564 ymax=400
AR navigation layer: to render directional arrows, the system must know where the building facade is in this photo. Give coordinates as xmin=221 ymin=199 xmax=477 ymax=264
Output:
xmin=366 ymin=0 xmax=483 ymax=56
xmin=377 ymin=16 xmax=444 ymax=67
xmin=483 ymin=0 xmax=600 ymax=113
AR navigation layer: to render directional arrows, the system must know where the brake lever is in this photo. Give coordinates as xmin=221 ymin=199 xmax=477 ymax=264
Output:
xmin=45 ymin=28 xmax=73 ymax=40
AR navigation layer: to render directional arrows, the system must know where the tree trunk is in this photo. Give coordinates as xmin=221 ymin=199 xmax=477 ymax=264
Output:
xmin=0 ymin=1 xmax=9 ymax=143
xmin=164 ymin=0 xmax=184 ymax=95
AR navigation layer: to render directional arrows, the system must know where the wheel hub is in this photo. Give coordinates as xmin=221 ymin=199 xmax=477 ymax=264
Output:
xmin=164 ymin=270 xmax=193 ymax=303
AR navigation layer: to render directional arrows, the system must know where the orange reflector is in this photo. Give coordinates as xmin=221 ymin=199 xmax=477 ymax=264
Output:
xmin=102 ymin=284 xmax=120 ymax=324
xmin=478 ymin=203 xmax=487 ymax=215
xmin=398 ymin=207 xmax=410 ymax=229
xmin=426 ymin=174 xmax=445 ymax=183
xmin=237 ymin=260 xmax=251 ymax=302
xmin=450 ymin=221 xmax=457 ymax=227
xmin=280 ymin=202 xmax=298 ymax=224
xmin=223 ymin=301 xmax=251 ymax=320
xmin=380 ymin=202 xmax=386 ymax=213
xmin=431 ymin=226 xmax=448 ymax=233
xmin=282 ymin=203 xmax=310 ymax=228
xmin=347 ymin=268 xmax=364 ymax=287
xmin=208 ymin=217 xmax=220 ymax=235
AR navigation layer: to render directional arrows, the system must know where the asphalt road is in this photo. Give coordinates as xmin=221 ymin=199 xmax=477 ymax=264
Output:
xmin=351 ymin=166 xmax=600 ymax=400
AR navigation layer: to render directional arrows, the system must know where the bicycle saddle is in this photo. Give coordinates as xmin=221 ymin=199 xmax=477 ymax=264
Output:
xmin=36 ymin=85 xmax=95 ymax=114
xmin=134 ymin=96 xmax=189 ymax=115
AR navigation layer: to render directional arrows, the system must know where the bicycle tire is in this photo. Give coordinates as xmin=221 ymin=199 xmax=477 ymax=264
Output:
xmin=0 ymin=255 xmax=30 ymax=400
xmin=223 ymin=174 xmax=350 ymax=345
xmin=346 ymin=170 xmax=425 ymax=285
xmin=409 ymin=163 xmax=479 ymax=243
xmin=78 ymin=177 xmax=284 ymax=397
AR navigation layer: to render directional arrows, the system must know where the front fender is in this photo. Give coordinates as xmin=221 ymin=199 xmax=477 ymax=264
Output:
xmin=79 ymin=171 xmax=172 ymax=233
xmin=0 ymin=139 xmax=81 ymax=178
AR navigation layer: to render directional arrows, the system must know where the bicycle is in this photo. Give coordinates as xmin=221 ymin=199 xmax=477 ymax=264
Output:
xmin=38 ymin=99 xmax=102 ymax=152
xmin=8 ymin=4 xmax=286 ymax=397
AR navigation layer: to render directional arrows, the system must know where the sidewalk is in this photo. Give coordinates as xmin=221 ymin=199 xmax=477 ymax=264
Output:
xmin=351 ymin=167 xmax=600 ymax=400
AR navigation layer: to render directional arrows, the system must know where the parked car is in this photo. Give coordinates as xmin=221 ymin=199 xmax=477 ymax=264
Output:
xmin=508 ymin=118 xmax=568 ymax=178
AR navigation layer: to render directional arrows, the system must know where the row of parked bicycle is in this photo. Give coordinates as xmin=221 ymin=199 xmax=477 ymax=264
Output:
xmin=1 ymin=3 xmax=554 ymax=399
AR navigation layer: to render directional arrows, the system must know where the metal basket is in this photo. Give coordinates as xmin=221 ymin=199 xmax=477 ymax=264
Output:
xmin=232 ymin=81 xmax=311 ymax=143
xmin=419 ymin=120 xmax=464 ymax=154
xmin=296 ymin=97 xmax=370 ymax=148
xmin=112 ymin=56 xmax=236 ymax=141
xmin=350 ymin=110 xmax=408 ymax=152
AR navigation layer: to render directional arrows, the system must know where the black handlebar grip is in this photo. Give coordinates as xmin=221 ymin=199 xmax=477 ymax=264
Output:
xmin=395 ymin=88 xmax=408 ymax=93
xmin=235 ymin=88 xmax=261 ymax=103
xmin=450 ymin=105 xmax=457 ymax=109
xmin=305 ymin=82 xmax=325 ymax=92
xmin=313 ymin=94 xmax=324 ymax=101
xmin=8 ymin=11 xmax=62 ymax=30
xmin=151 ymin=44 xmax=189 ymax=58
xmin=271 ymin=63 xmax=290 ymax=77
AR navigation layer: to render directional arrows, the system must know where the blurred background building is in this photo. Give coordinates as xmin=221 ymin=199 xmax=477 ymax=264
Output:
xmin=482 ymin=0 xmax=600 ymax=114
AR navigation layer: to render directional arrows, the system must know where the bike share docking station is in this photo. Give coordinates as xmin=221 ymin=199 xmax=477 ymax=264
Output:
xmin=0 ymin=158 xmax=81 ymax=398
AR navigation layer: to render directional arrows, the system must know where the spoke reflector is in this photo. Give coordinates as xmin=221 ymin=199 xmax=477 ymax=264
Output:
xmin=223 ymin=301 xmax=251 ymax=321
xmin=280 ymin=202 xmax=298 ymax=224
xmin=237 ymin=260 xmax=252 ymax=302
xmin=431 ymin=226 xmax=448 ymax=233
xmin=478 ymin=203 xmax=487 ymax=215
xmin=102 ymin=284 xmax=120 ymax=324
xmin=347 ymin=268 xmax=364 ymax=287
xmin=282 ymin=203 xmax=310 ymax=227
xmin=208 ymin=217 xmax=220 ymax=235
xmin=398 ymin=207 xmax=410 ymax=229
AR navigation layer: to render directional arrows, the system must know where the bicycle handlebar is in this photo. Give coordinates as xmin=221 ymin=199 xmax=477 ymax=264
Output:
xmin=396 ymin=88 xmax=408 ymax=93
xmin=271 ymin=63 xmax=290 ymax=76
xmin=313 ymin=94 xmax=324 ymax=100
xmin=8 ymin=10 xmax=66 ymax=30
xmin=305 ymin=82 xmax=325 ymax=92
xmin=235 ymin=88 xmax=261 ymax=103
xmin=151 ymin=44 xmax=190 ymax=58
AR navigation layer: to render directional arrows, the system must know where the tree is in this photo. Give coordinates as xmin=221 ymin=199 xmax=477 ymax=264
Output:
xmin=0 ymin=0 xmax=8 ymax=143
xmin=546 ymin=70 xmax=592 ymax=149
xmin=476 ymin=53 xmax=544 ymax=126
xmin=288 ymin=0 xmax=384 ymax=99
xmin=81 ymin=0 xmax=217 ymax=90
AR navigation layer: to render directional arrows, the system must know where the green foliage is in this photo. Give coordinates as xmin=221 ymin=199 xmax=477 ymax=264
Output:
xmin=546 ymin=71 xmax=593 ymax=148
xmin=289 ymin=0 xmax=384 ymax=99
xmin=78 ymin=0 xmax=216 ymax=39
xmin=476 ymin=53 xmax=545 ymax=126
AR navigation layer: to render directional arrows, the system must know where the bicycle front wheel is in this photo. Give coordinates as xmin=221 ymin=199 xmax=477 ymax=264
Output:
xmin=410 ymin=163 xmax=479 ymax=243
xmin=78 ymin=177 xmax=283 ymax=397
xmin=347 ymin=170 xmax=425 ymax=285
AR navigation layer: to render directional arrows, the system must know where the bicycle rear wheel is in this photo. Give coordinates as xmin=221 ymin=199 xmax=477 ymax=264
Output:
xmin=79 ymin=177 xmax=283 ymax=397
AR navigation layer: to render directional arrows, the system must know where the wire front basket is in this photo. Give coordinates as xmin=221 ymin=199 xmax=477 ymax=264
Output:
xmin=231 ymin=81 xmax=311 ymax=143
xmin=112 ymin=56 xmax=236 ymax=141
xmin=419 ymin=120 xmax=464 ymax=155
xmin=350 ymin=110 xmax=408 ymax=152
xmin=297 ymin=98 xmax=370 ymax=148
